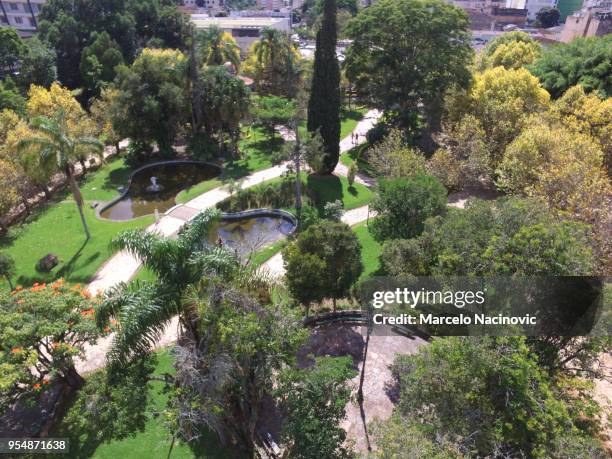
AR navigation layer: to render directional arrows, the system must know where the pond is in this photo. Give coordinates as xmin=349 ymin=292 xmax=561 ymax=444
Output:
xmin=209 ymin=212 xmax=296 ymax=256
xmin=99 ymin=161 xmax=221 ymax=221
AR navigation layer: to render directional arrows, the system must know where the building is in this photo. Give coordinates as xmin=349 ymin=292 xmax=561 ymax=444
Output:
xmin=505 ymin=0 xmax=557 ymax=20
xmin=191 ymin=15 xmax=291 ymax=53
xmin=0 ymin=0 xmax=46 ymax=35
xmin=181 ymin=0 xmax=225 ymax=15
xmin=257 ymin=0 xmax=285 ymax=10
xmin=560 ymin=0 xmax=612 ymax=41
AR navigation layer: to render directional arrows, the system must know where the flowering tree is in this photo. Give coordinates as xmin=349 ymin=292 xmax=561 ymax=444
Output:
xmin=0 ymin=280 xmax=102 ymax=409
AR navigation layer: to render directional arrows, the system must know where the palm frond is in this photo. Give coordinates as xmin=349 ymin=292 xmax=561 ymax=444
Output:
xmin=103 ymin=282 xmax=179 ymax=367
xmin=16 ymin=136 xmax=54 ymax=152
xmin=76 ymin=136 xmax=105 ymax=157
xmin=178 ymin=208 xmax=221 ymax=250
xmin=111 ymin=229 xmax=181 ymax=276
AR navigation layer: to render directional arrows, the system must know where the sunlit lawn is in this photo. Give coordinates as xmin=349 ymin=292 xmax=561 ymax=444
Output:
xmin=0 ymin=201 xmax=152 ymax=290
xmin=353 ymin=220 xmax=383 ymax=280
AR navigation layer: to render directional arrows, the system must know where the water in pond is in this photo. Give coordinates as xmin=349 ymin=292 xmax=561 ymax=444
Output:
xmin=100 ymin=162 xmax=220 ymax=221
xmin=210 ymin=216 xmax=295 ymax=255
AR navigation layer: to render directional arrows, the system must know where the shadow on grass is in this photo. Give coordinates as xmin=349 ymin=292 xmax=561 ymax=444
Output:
xmin=306 ymin=175 xmax=344 ymax=213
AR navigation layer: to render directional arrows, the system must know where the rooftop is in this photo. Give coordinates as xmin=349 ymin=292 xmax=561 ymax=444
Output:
xmin=191 ymin=15 xmax=287 ymax=29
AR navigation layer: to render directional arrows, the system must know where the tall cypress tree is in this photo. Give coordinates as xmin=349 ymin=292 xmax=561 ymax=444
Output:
xmin=307 ymin=0 xmax=340 ymax=175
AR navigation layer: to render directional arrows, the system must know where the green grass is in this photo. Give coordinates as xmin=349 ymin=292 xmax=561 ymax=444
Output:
xmin=353 ymin=221 xmax=382 ymax=280
xmin=176 ymin=127 xmax=278 ymax=204
xmin=249 ymin=239 xmax=288 ymax=267
xmin=0 ymin=202 xmax=152 ymax=289
xmin=339 ymin=143 xmax=375 ymax=177
xmin=79 ymin=158 xmax=132 ymax=202
xmin=340 ymin=106 xmax=368 ymax=139
xmin=307 ymin=174 xmax=373 ymax=211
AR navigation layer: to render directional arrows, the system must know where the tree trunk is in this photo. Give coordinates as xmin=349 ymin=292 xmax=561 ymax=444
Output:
xmin=63 ymin=365 xmax=85 ymax=389
xmin=21 ymin=196 xmax=30 ymax=215
xmin=66 ymin=165 xmax=90 ymax=239
xmin=332 ymin=297 xmax=337 ymax=312
xmin=294 ymin=122 xmax=302 ymax=211
xmin=5 ymin=275 xmax=13 ymax=291
xmin=40 ymin=184 xmax=51 ymax=200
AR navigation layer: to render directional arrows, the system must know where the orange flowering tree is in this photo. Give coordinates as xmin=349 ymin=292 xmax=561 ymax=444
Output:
xmin=0 ymin=280 xmax=102 ymax=409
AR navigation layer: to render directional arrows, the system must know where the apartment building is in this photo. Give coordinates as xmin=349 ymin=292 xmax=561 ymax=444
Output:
xmin=0 ymin=0 xmax=46 ymax=34
xmin=561 ymin=0 xmax=612 ymax=41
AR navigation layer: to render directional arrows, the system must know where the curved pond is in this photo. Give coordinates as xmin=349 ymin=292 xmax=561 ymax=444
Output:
xmin=209 ymin=210 xmax=297 ymax=255
xmin=99 ymin=161 xmax=221 ymax=221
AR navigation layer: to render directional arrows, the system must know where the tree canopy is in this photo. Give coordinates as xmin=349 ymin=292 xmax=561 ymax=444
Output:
xmin=344 ymin=0 xmax=473 ymax=137
xmin=283 ymin=220 xmax=363 ymax=310
xmin=529 ymin=35 xmax=612 ymax=98
xmin=370 ymin=173 xmax=447 ymax=241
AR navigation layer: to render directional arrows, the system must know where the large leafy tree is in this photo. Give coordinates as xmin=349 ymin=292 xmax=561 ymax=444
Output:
xmin=0 ymin=280 xmax=101 ymax=409
xmin=478 ymin=31 xmax=541 ymax=70
xmin=251 ymin=95 xmax=296 ymax=141
xmin=0 ymin=27 xmax=26 ymax=75
xmin=380 ymin=198 xmax=593 ymax=277
xmin=17 ymin=37 xmax=57 ymax=89
xmin=307 ymin=0 xmax=341 ymax=175
xmin=497 ymin=119 xmax=610 ymax=225
xmin=37 ymin=0 xmax=188 ymax=91
xmin=370 ymin=173 xmax=447 ymax=242
xmin=79 ymin=31 xmax=124 ymax=97
xmin=445 ymin=66 xmax=550 ymax=165
xmin=170 ymin=272 xmax=306 ymax=454
xmin=276 ymin=356 xmax=356 ymax=459
xmin=344 ymin=0 xmax=472 ymax=140
xmin=385 ymin=337 xmax=607 ymax=458
xmin=112 ymin=48 xmax=187 ymax=154
xmin=17 ymin=112 xmax=103 ymax=239
xmin=283 ymin=220 xmax=363 ymax=311
xmin=529 ymin=35 xmax=612 ymax=98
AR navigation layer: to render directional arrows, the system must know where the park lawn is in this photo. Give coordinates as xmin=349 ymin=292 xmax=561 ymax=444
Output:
xmin=0 ymin=202 xmax=153 ymax=289
xmin=79 ymin=157 xmax=132 ymax=202
xmin=307 ymin=174 xmax=373 ymax=211
xmin=353 ymin=221 xmax=382 ymax=280
xmin=340 ymin=106 xmax=368 ymax=139
xmin=339 ymin=143 xmax=375 ymax=177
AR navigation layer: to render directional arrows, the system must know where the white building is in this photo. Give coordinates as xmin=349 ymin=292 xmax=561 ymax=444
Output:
xmin=191 ymin=15 xmax=290 ymax=53
xmin=0 ymin=0 xmax=46 ymax=34
xmin=505 ymin=0 xmax=558 ymax=20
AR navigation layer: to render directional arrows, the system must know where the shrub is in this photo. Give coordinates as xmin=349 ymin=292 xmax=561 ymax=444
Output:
xmin=370 ymin=173 xmax=447 ymax=241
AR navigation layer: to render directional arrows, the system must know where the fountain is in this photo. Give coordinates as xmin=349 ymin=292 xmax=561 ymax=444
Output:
xmin=99 ymin=160 xmax=221 ymax=221
xmin=146 ymin=176 xmax=163 ymax=193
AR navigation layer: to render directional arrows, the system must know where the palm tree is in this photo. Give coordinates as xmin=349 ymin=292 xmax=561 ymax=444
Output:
xmin=17 ymin=112 xmax=103 ymax=239
xmin=252 ymin=28 xmax=300 ymax=96
xmin=199 ymin=26 xmax=241 ymax=71
xmin=96 ymin=209 xmax=239 ymax=366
